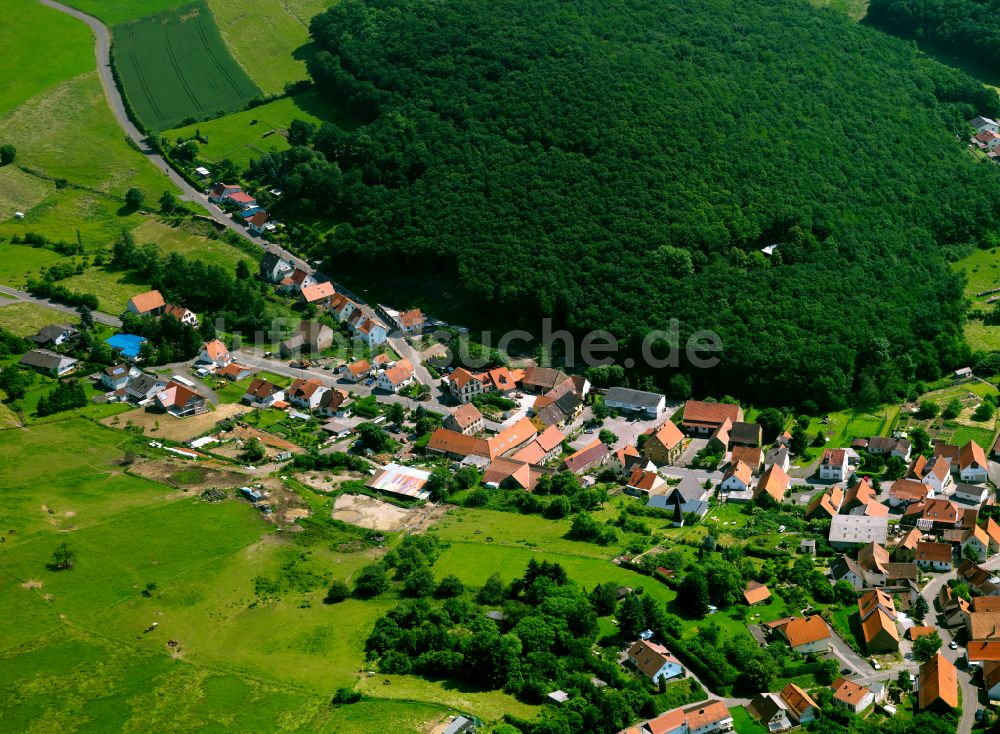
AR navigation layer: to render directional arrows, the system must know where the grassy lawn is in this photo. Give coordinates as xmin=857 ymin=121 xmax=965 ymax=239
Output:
xmin=0 ymin=0 xmax=94 ymax=116
xmin=60 ymin=266 xmax=150 ymax=313
xmin=0 ymin=245 xmax=64 ymax=288
xmin=166 ymin=90 xmax=357 ymax=168
xmin=964 ymin=320 xmax=1000 ymax=352
xmin=730 ymin=705 xmax=767 ymax=734
xmin=130 ymin=219 xmax=254 ymax=272
xmin=957 ymin=247 xmax=1000 ymax=302
xmin=207 ymin=0 xmax=312 ymax=95
xmin=0 ymin=302 xmax=72 ymax=336
xmin=0 ymin=166 xmax=54 ymax=223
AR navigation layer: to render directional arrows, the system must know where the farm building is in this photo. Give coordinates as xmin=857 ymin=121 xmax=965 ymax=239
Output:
xmin=365 ymin=463 xmax=432 ymax=501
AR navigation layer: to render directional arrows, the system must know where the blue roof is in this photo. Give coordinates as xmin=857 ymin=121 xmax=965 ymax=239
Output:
xmin=105 ymin=333 xmax=146 ymax=358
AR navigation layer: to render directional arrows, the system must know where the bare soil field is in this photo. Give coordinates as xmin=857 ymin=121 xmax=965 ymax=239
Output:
xmin=128 ymin=458 xmax=250 ymax=492
xmin=212 ymin=425 xmax=303 ymax=460
xmin=101 ymin=404 xmax=249 ymax=442
xmin=332 ymin=493 xmax=446 ymax=533
xmin=296 ymin=470 xmax=368 ymax=492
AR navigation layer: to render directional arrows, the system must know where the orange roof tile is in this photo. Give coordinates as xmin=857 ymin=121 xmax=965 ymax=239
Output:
xmin=918 ymin=653 xmax=958 ymax=710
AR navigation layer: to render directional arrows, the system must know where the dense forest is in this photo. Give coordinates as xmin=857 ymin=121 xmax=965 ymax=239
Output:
xmin=251 ymin=0 xmax=1000 ymax=407
xmin=868 ymin=0 xmax=1000 ymax=71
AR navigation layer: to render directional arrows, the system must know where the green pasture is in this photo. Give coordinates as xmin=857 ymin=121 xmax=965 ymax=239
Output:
xmin=0 ymin=302 xmax=76 ymax=336
xmin=166 ymin=90 xmax=353 ymax=168
xmin=130 ymin=219 xmax=254 ymax=271
xmin=112 ymin=1 xmax=262 ymax=130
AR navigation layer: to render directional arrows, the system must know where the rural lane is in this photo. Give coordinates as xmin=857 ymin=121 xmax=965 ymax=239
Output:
xmin=0 ymin=285 xmax=122 ymax=327
xmin=37 ymin=0 xmax=311 ymax=275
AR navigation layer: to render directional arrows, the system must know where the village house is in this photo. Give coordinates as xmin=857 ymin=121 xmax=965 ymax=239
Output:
xmin=830 ymin=556 xmax=873 ymax=590
xmin=729 ymin=421 xmax=763 ymax=448
xmin=779 ymin=683 xmax=817 ymax=725
xmin=126 ymin=289 xmax=166 ymax=317
xmin=376 ymin=359 xmax=415 ymax=393
xmin=29 ymin=323 xmax=78 ymax=347
xmin=867 ymin=436 xmax=912 ymax=461
xmin=154 ymin=381 xmax=207 ymax=417
xmin=829 ymin=515 xmax=888 ymax=550
xmin=915 ymin=541 xmax=953 ymax=571
xmin=888 ymin=478 xmax=930 ymax=508
xmin=606 ymin=444 xmax=643 ymax=475
xmin=955 ymin=482 xmax=990 ymax=504
xmin=917 ymin=653 xmax=959 ymax=712
xmin=983 ymin=661 xmax=1000 ymax=702
xmin=971 ymin=116 xmax=1000 ymax=134
xmin=806 ymin=486 xmax=844 ymax=520
xmin=509 ymin=425 xmax=567 ymax=465
xmin=841 ymin=478 xmax=877 ymax=513
xmin=396 ymin=308 xmax=424 ymax=334
xmin=427 ymin=418 xmax=538 ymax=462
xmin=909 ymin=497 xmax=961 ymax=531
xmin=242 ymin=378 xmax=284 ymax=407
xmin=259 ymin=252 xmax=294 ymax=283
xmin=279 ymin=268 xmax=317 ymax=295
xmin=625 ymin=468 xmax=668 ymax=498
xmin=300 ymin=281 xmax=336 ymax=308
xmin=922 ymin=456 xmax=954 ymax=495
xmin=858 ymin=589 xmax=900 ymax=653
xmin=818 ymin=448 xmax=849 ymax=481
xmin=343 ymin=359 xmax=372 ymax=383
xmin=209 ymin=182 xmax=242 ymax=202
xmin=680 ymin=400 xmax=743 ymax=434
xmin=329 ymin=293 xmax=359 ymax=323
xmin=247 ymin=210 xmax=274 ymax=236
xmin=987 ymin=519 xmax=1000 ymax=554
xmin=354 ymin=316 xmax=389 ymax=346
xmin=626 ymin=639 xmax=685 ymax=683
xmin=198 ymin=339 xmax=232 ymax=369
xmin=482 ymin=457 xmax=552 ymax=491
xmin=976 ymin=131 xmax=1000 ymax=150
xmin=963 ymin=525 xmax=991 ymax=561
xmin=755 ymin=464 xmax=789 ymax=504
xmin=893 ymin=528 xmax=923 ymax=562
xmin=763 ymin=446 xmax=790 ymax=473
xmin=280 ymin=321 xmax=335 ymax=357
xmin=706 ymin=419 xmax=732 ymax=454
xmin=444 ymin=403 xmax=485 ymax=435
xmin=732 ymin=445 xmax=764 ymax=474
xmin=773 ymin=615 xmax=831 ymax=654
xmin=622 ymin=700 xmax=733 ymax=734
xmin=604 ymin=386 xmax=666 ymax=418
xmin=316 ymin=388 xmax=349 ymax=417
xmin=959 ymin=440 xmax=989 ymax=484
xmin=163 ymin=304 xmax=197 ymax=327
xmin=967 ymin=610 xmax=1000 ymax=641
xmin=721 ymin=460 xmax=753 ymax=493
xmin=227 ymin=191 xmax=257 ymax=210
xmin=830 ymin=678 xmax=874 ymax=714
xmin=101 ymin=363 xmax=137 ymax=391
xmin=286 ymin=377 xmax=329 ymax=410
xmin=19 ymin=349 xmax=77 ymax=377
xmin=747 ymin=693 xmax=792 ymax=733
xmin=563 ymin=438 xmax=610 ymax=475
xmin=743 ymin=581 xmax=771 ymax=606
xmin=643 ymin=420 xmax=685 ymax=465
xmin=126 ymin=373 xmax=166 ymax=403
xmin=218 ymin=362 xmax=252 ymax=381
xmin=519 ymin=366 xmax=570 ymax=394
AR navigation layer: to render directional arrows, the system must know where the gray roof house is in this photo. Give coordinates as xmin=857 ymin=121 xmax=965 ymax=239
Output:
xmin=829 ymin=515 xmax=888 ymax=550
xmin=604 ymin=387 xmax=665 ymax=418
xmin=19 ymin=349 xmax=77 ymax=376
xmin=30 ymin=323 xmax=78 ymax=347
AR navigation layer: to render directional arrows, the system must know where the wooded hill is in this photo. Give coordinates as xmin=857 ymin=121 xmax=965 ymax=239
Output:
xmin=252 ymin=0 xmax=1000 ymax=408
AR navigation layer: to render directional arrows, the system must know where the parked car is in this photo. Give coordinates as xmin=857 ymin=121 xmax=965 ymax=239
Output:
xmin=841 ymin=668 xmax=852 ymax=675
xmin=949 ymin=641 xmax=959 ymax=650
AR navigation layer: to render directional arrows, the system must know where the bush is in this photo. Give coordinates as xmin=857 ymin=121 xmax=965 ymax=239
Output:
xmin=324 ymin=580 xmax=350 ymax=604
xmin=353 ymin=563 xmax=389 ymax=598
xmin=330 ymin=687 xmax=363 ymax=705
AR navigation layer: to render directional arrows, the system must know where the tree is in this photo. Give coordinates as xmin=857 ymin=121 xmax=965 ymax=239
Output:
xmin=0 ymin=365 xmax=31 ymax=401
xmin=598 ymin=428 xmax=617 ymax=446
xmin=386 ymin=402 xmax=406 ymax=425
xmin=356 ymin=422 xmax=390 ymax=452
xmin=50 ymin=542 xmax=76 ymax=570
xmin=811 ymin=430 xmax=826 ymax=448
xmin=477 ymin=573 xmax=505 ymax=605
xmin=589 ymin=582 xmax=618 ymax=616
xmin=0 ymin=144 xmax=15 ymax=165
xmin=76 ymin=305 xmax=94 ymax=330
xmin=618 ymin=593 xmax=648 ymax=640
xmin=790 ymin=426 xmax=808 ymax=455
xmin=435 ymin=574 xmax=464 ymax=598
xmin=755 ymin=408 xmax=786 ymax=443
xmin=402 ymin=567 xmax=436 ymax=597
xmin=917 ymin=401 xmax=939 ymax=419
xmin=964 ymin=544 xmax=982 ymax=563
xmin=324 ymin=579 xmax=350 ymax=603
xmin=833 ymin=580 xmax=856 ymax=606
xmin=975 ymin=401 xmax=995 ymax=421
xmin=159 ymin=190 xmax=180 ymax=214
xmin=942 ymin=398 xmax=963 ymax=419
xmin=912 ymin=631 xmax=942 ymax=662
xmin=912 ymin=594 xmax=929 ymax=623
xmin=235 ymin=259 xmax=251 ymax=281
xmin=125 ymin=187 xmax=145 ymax=210
xmin=884 ymin=455 xmax=907 ymax=480
xmin=677 ymin=571 xmax=711 ymax=617
xmin=353 ymin=563 xmax=389 ymax=598
xmin=896 ymin=669 xmax=911 ymax=691
xmin=910 ymin=426 xmax=930 ymax=454
xmin=241 ymin=438 xmax=266 ymax=463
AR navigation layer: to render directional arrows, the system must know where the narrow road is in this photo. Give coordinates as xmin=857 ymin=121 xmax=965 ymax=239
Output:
xmin=921 ymin=572 xmax=979 ymax=734
xmin=0 ymin=285 xmax=122 ymax=327
xmin=37 ymin=0 xmax=311 ymax=275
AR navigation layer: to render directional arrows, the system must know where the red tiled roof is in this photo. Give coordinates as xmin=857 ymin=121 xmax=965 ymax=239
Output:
xmin=128 ymin=289 xmax=165 ymax=313
xmin=918 ymin=653 xmax=958 ymax=710
xmin=301 ymin=282 xmax=335 ymax=303
xmin=681 ymin=400 xmax=742 ymax=427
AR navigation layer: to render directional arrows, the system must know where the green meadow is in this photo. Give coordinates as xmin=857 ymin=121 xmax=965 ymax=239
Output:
xmin=166 ymin=90 xmax=354 ymax=168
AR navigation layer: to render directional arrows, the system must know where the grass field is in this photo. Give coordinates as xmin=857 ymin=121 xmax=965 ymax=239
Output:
xmin=0 ymin=245 xmax=65 ymax=289
xmin=0 ymin=302 xmax=72 ymax=336
xmin=0 ymin=0 xmax=94 ymax=116
xmin=131 ymin=219 xmax=254 ymax=271
xmin=207 ymin=0 xmax=312 ymax=95
xmin=113 ymin=1 xmax=262 ymax=130
xmin=730 ymin=705 xmax=768 ymax=734
xmin=166 ymin=90 xmax=354 ymax=168
xmin=61 ymin=266 xmax=151 ymax=313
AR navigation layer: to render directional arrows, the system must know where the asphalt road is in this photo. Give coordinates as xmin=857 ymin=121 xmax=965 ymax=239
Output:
xmin=0 ymin=285 xmax=122 ymax=327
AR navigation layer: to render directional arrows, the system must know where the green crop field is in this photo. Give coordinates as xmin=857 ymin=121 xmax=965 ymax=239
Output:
xmin=207 ymin=0 xmax=313 ymax=95
xmin=61 ymin=0 xmax=192 ymax=26
xmin=166 ymin=90 xmax=354 ymax=167
xmin=112 ymin=1 xmax=262 ymax=131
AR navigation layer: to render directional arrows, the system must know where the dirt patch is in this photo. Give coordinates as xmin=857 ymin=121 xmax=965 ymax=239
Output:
xmin=213 ymin=424 xmax=304 ymax=459
xmin=332 ymin=493 xmax=446 ymax=533
xmin=101 ymin=404 xmax=249 ymax=443
xmin=21 ymin=580 xmax=43 ymax=590
xmin=128 ymin=458 xmax=250 ymax=492
xmin=297 ymin=470 xmax=366 ymax=492
xmin=283 ymin=507 xmax=310 ymax=523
